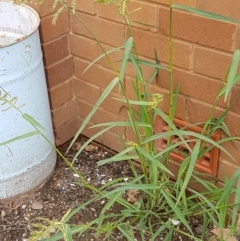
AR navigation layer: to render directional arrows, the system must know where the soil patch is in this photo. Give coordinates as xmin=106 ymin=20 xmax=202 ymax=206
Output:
xmin=0 ymin=136 xmax=223 ymax=241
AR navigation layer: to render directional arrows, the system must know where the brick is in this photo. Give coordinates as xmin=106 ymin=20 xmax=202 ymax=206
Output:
xmin=157 ymin=67 xmax=227 ymax=107
xmin=94 ymin=108 xmax=125 ymax=134
xmin=130 ymin=28 xmax=193 ymax=69
xmin=75 ymin=0 xmax=95 ymax=14
xmin=71 ymin=12 xmax=124 ymax=46
xmin=77 ymin=99 xmax=94 ymax=120
xmin=99 ymin=44 xmax=160 ymax=83
xmin=77 ymin=99 xmax=125 ymax=134
xmin=51 ymin=98 xmax=77 ymax=128
xmin=42 ymin=35 xmax=69 ymax=66
xmin=69 ymin=34 xmax=99 ymax=61
xmin=196 ymin=0 xmax=240 ymax=21
xmin=230 ymin=86 xmax=240 ymax=115
xmin=125 ymin=80 xmax=187 ymax=120
xmin=96 ymin=0 xmax=158 ymax=32
xmin=45 ymin=57 xmax=73 ymax=88
xmin=125 ymin=124 xmax=146 ymax=144
xmin=39 ymin=11 xmax=70 ymax=43
xmin=234 ymin=25 xmax=240 ymax=51
xmin=102 ymin=131 xmax=125 ymax=152
xmin=73 ymin=78 xmax=100 ymax=104
xmin=73 ymin=57 xmax=119 ymax=93
xmin=220 ymin=140 xmax=240 ymax=165
xmin=95 ymin=2 xmax=124 ymax=24
xmin=216 ymin=182 xmax=240 ymax=210
xmin=159 ymin=6 xmax=238 ymax=52
xmin=55 ymin=118 xmax=78 ymax=146
xmin=76 ymin=97 xmax=125 ymax=137
xmin=168 ymin=160 xmax=215 ymax=192
xmin=98 ymin=44 xmax=125 ymax=73
xmin=217 ymin=159 xmax=239 ymax=183
xmin=48 ymin=79 xmax=73 ymax=108
xmin=27 ymin=0 xmax=55 ymax=17
xmin=225 ymin=111 xmax=240 ymax=137
xmin=180 ymin=97 xmax=240 ymax=137
xmin=38 ymin=0 xmax=58 ymax=17
xmin=193 ymin=46 xmax=232 ymax=80
xmin=100 ymin=92 xmax=127 ymax=117
xmin=169 ymin=97 xmax=217 ymax=126
xmin=76 ymin=118 xmax=102 ymax=143
xmin=148 ymin=0 xmax=196 ymax=6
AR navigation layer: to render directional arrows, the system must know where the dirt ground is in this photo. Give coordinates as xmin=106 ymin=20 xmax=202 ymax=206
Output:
xmin=0 ymin=137 xmax=133 ymax=241
xmin=0 ymin=136 xmax=232 ymax=241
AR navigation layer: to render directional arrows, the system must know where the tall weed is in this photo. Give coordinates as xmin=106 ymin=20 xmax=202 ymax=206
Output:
xmin=4 ymin=0 xmax=240 ymax=240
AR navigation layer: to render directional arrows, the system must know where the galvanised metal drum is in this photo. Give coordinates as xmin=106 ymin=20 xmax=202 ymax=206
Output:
xmin=0 ymin=1 xmax=56 ymax=200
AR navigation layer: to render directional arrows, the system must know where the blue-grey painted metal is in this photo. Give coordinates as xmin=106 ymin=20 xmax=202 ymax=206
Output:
xmin=0 ymin=1 xmax=56 ymax=200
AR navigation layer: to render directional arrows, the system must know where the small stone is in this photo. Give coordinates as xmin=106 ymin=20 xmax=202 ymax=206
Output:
xmin=25 ymin=213 xmax=31 ymax=218
xmin=1 ymin=210 xmax=6 ymax=218
xmin=90 ymin=207 xmax=96 ymax=212
xmin=31 ymin=201 xmax=43 ymax=210
xmin=22 ymin=205 xmax=27 ymax=209
xmin=50 ymin=227 xmax=56 ymax=233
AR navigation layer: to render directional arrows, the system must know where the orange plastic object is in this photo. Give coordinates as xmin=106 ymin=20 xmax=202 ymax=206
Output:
xmin=154 ymin=116 xmax=220 ymax=176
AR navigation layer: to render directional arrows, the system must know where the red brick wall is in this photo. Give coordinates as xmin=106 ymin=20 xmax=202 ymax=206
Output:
xmin=36 ymin=0 xmax=240 ymax=182
xmin=31 ymin=0 xmax=77 ymax=145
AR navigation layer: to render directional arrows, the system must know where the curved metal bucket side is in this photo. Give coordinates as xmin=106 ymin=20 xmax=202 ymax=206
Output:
xmin=0 ymin=1 xmax=56 ymax=200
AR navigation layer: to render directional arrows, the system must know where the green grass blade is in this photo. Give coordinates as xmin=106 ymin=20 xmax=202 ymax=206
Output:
xmin=172 ymin=5 xmax=240 ymax=23
xmin=161 ymin=189 xmax=192 ymax=234
xmin=150 ymin=224 xmax=168 ymax=241
xmin=66 ymin=77 xmax=119 ymax=154
xmin=83 ymin=45 xmax=124 ymax=75
xmin=163 ymin=229 xmax=173 ymax=241
xmin=129 ymin=52 xmax=144 ymax=82
xmin=97 ymin=146 xmax=135 ymax=165
xmin=91 ymin=121 xmax=151 ymax=128
xmin=153 ymin=108 xmax=192 ymax=152
xmin=171 ymin=82 xmax=180 ymax=118
xmin=41 ymin=225 xmax=86 ymax=241
xmin=113 ymin=97 xmax=153 ymax=106
xmin=132 ymin=59 xmax=169 ymax=71
xmin=97 ymin=192 xmax=122 ymax=230
xmin=132 ymin=20 xmax=158 ymax=29
xmin=0 ymin=131 xmax=40 ymax=145
xmin=224 ymin=49 xmax=240 ymax=101
xmin=64 ymin=224 xmax=73 ymax=241
xmin=175 ymin=140 xmax=200 ymax=207
xmin=136 ymin=146 xmax=173 ymax=176
xmin=146 ymin=49 xmax=161 ymax=90
xmin=98 ymin=155 xmax=139 ymax=165
xmin=218 ymin=72 xmax=240 ymax=98
xmin=120 ymin=37 xmax=134 ymax=82
xmin=217 ymin=168 xmax=240 ymax=208
xmin=71 ymin=125 xmax=113 ymax=164
xmin=22 ymin=113 xmax=45 ymax=130
xmin=181 ymin=130 xmax=233 ymax=160
xmin=232 ymin=170 xmax=240 ymax=226
xmin=118 ymin=224 xmax=135 ymax=241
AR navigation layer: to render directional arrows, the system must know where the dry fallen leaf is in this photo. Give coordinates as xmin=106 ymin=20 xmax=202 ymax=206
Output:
xmin=85 ymin=144 xmax=98 ymax=152
xmin=126 ymin=189 xmax=139 ymax=203
xmin=72 ymin=142 xmax=82 ymax=151
xmin=211 ymin=228 xmax=237 ymax=241
xmin=208 ymin=235 xmax=218 ymax=241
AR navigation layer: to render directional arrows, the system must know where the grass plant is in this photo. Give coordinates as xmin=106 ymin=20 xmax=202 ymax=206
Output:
xmin=2 ymin=0 xmax=240 ymax=240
